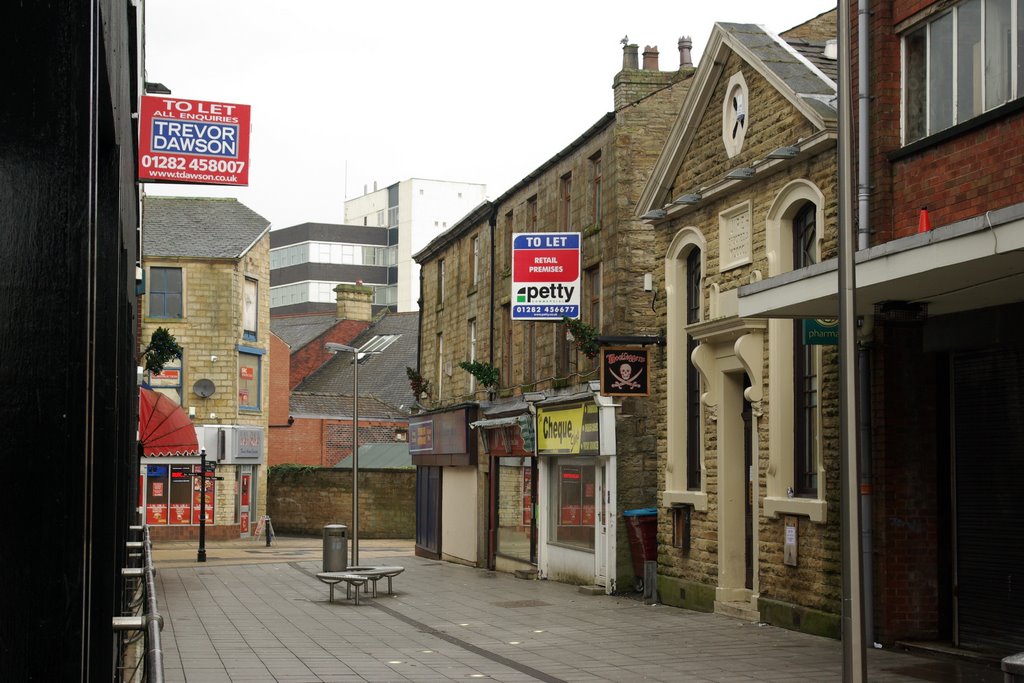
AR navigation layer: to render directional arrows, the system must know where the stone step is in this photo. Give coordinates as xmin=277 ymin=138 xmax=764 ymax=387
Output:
xmin=714 ymin=600 xmax=761 ymax=623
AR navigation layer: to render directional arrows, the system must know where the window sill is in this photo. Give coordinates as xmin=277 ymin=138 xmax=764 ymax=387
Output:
xmin=239 ymin=407 xmax=261 ymax=413
xmin=764 ymin=496 xmax=826 ymax=523
xmin=663 ymin=490 xmax=708 ymax=511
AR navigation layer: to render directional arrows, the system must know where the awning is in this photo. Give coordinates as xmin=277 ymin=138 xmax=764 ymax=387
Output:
xmin=139 ymin=387 xmax=199 ymax=456
xmin=469 ymin=417 xmax=519 ymax=429
xmin=738 ymin=203 xmax=1024 ymax=319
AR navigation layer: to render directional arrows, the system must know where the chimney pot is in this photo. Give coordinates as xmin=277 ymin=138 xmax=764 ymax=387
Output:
xmin=642 ymin=45 xmax=659 ymax=71
xmin=678 ymin=36 xmax=693 ymax=69
xmin=622 ymin=43 xmax=639 ymax=70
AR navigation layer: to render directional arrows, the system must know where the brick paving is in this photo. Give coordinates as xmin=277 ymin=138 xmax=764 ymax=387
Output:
xmin=154 ymin=538 xmax=1002 ymax=682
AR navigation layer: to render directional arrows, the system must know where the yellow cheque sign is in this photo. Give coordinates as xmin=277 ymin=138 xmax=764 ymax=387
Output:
xmin=537 ymin=402 xmax=599 ymax=456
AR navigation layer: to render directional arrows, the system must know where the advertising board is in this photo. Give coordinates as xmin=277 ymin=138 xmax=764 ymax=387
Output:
xmin=511 ymin=232 xmax=580 ymax=320
xmin=138 ymin=96 xmax=251 ymax=186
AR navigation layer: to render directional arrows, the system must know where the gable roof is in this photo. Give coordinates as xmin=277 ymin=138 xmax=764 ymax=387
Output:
xmin=271 ymin=314 xmax=344 ymax=351
xmin=637 ymin=17 xmax=837 ymax=214
xmin=293 ymin=311 xmax=419 ymax=412
xmin=289 ymin=392 xmax=407 ymax=420
xmin=143 ymin=196 xmax=271 ymax=259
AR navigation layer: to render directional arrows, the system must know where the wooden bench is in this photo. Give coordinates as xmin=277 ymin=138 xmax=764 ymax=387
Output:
xmin=315 ymin=572 xmax=371 ymax=605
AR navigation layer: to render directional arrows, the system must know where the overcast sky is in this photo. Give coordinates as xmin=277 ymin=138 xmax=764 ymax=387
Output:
xmin=143 ymin=0 xmax=836 ymax=228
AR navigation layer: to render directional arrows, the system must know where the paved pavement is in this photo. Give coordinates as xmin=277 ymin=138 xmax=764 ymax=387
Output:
xmin=153 ymin=536 xmax=1003 ymax=682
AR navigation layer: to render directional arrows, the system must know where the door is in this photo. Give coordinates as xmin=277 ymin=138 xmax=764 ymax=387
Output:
xmin=239 ymin=466 xmax=252 ymax=537
xmin=415 ymin=466 xmax=442 ymax=559
xmin=742 ymin=388 xmax=753 ymax=591
xmin=594 ymin=464 xmax=607 ymax=587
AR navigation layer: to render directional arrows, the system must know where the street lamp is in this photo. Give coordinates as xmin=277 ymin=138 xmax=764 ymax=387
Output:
xmin=325 ymin=342 xmax=361 ymax=566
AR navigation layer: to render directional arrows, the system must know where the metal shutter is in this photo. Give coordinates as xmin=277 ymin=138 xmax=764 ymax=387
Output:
xmin=954 ymin=348 xmax=1024 ymax=654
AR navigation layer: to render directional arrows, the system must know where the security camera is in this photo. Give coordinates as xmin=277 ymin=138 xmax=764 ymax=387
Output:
xmin=210 ymin=355 xmax=219 ymax=363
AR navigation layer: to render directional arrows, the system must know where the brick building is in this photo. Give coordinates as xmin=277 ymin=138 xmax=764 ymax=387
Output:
xmin=412 ymin=40 xmax=695 ymax=590
xmin=738 ymin=0 xmax=1024 ymax=656
xmin=140 ymin=196 xmax=271 ymax=540
xmin=269 ymin=303 xmax=419 ymax=468
xmin=638 ymin=12 xmax=841 ymax=635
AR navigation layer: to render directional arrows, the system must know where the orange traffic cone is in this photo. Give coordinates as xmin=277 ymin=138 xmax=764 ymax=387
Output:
xmin=918 ymin=207 xmax=932 ymax=233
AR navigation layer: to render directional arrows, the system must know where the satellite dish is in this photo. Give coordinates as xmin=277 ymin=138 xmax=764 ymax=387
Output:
xmin=193 ymin=378 xmax=216 ymax=398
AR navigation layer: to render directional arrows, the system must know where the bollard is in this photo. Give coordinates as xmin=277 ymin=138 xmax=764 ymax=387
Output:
xmin=265 ymin=516 xmax=272 ymax=547
xmin=1003 ymin=652 xmax=1024 ymax=682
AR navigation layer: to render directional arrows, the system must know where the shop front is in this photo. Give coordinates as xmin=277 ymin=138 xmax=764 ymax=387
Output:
xmin=140 ymin=424 xmax=265 ymax=541
xmin=410 ymin=405 xmax=479 ymax=563
xmin=471 ymin=406 xmax=536 ymax=574
xmin=535 ymin=390 xmax=619 ymax=591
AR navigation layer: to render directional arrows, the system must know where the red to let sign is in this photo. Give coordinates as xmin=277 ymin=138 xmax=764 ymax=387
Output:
xmin=240 ymin=366 xmax=254 ymax=380
xmin=138 ymin=96 xmax=251 ymax=186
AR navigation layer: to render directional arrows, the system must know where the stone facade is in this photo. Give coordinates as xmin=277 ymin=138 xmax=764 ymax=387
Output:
xmin=268 ymin=467 xmax=415 ymax=538
xmin=415 ymin=44 xmax=694 ymax=589
xmin=640 ymin=17 xmax=842 ymax=636
xmin=141 ymin=199 xmax=271 ymax=541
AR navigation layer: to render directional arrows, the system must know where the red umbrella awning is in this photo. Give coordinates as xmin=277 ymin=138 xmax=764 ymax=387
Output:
xmin=139 ymin=387 xmax=199 ymax=456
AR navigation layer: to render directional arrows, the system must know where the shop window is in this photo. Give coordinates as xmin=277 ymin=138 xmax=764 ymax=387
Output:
xmin=551 ymin=462 xmax=596 ymax=550
xmin=496 ymin=457 xmax=534 ymax=562
xmin=148 ymin=266 xmax=182 ymax=318
xmin=144 ymin=463 xmax=214 ymax=526
xmin=238 ymin=350 xmax=261 ymax=411
xmin=903 ymin=0 xmax=1021 ymax=145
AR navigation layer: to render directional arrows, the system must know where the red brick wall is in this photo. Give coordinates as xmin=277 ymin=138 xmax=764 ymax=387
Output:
xmin=871 ymin=322 xmax=943 ymax=643
xmin=859 ymin=0 xmax=1024 ymax=243
xmin=289 ymin=319 xmax=369 ymax=389
xmin=149 ymin=524 xmax=241 ymax=542
xmin=269 ymin=333 xmax=290 ymax=426
xmin=889 ymin=114 xmax=1024 ymax=239
xmin=269 ymin=417 xmax=408 ymax=467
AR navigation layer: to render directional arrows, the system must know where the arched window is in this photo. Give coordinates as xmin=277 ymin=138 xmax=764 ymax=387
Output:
xmin=792 ymin=203 xmax=818 ymax=497
xmin=663 ymin=228 xmax=708 ymax=509
xmin=686 ymin=247 xmax=702 ymax=490
xmin=763 ymin=181 xmax=827 ymax=522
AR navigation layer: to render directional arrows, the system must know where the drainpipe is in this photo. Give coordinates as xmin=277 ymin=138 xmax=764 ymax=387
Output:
xmin=857 ymin=0 xmax=875 ymax=647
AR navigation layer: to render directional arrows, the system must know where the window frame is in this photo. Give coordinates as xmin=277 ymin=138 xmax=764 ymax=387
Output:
xmin=237 ymin=349 xmax=262 ymax=411
xmin=590 ymin=152 xmax=603 ymax=229
xmin=148 ymin=265 xmax=184 ymax=319
xmin=902 ymin=0 xmax=1022 ymax=144
xmin=243 ymin=276 xmax=258 ymax=342
xmin=559 ymin=172 xmax=573 ymax=231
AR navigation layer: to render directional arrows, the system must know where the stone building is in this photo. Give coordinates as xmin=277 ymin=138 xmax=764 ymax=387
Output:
xmin=140 ymin=196 xmax=271 ymax=540
xmin=637 ymin=12 xmax=840 ymax=635
xmin=412 ymin=40 xmax=695 ymax=591
xmin=740 ymin=0 xmax=1024 ymax=656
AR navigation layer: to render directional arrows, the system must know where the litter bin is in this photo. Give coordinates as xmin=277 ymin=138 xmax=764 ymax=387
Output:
xmin=623 ymin=508 xmax=658 ymax=592
xmin=322 ymin=524 xmax=348 ymax=572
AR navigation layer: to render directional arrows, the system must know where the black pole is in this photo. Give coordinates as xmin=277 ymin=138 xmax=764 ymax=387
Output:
xmin=197 ymin=448 xmax=207 ymax=562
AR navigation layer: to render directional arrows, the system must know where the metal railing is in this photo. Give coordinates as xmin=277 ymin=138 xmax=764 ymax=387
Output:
xmin=114 ymin=525 xmax=164 ymax=683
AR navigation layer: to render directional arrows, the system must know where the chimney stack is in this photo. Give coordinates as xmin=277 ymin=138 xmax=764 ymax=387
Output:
xmin=622 ymin=43 xmax=639 ymax=70
xmin=642 ymin=45 xmax=659 ymax=70
xmin=678 ymin=36 xmax=693 ymax=69
xmin=335 ymin=282 xmax=374 ymax=322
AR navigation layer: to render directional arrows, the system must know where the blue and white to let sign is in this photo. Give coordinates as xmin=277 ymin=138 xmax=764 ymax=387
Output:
xmin=511 ymin=232 xmax=581 ymax=320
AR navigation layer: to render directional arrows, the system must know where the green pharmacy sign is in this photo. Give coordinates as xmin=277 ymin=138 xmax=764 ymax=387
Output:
xmin=802 ymin=318 xmax=839 ymax=345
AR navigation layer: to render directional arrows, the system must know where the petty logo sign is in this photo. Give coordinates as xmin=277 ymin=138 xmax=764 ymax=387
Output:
xmin=511 ymin=232 xmax=580 ymax=320
xmin=138 ymin=96 xmax=251 ymax=186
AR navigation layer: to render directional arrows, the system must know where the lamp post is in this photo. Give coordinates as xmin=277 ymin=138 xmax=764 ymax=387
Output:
xmin=197 ymin=448 xmax=208 ymax=562
xmin=325 ymin=343 xmax=361 ymax=566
